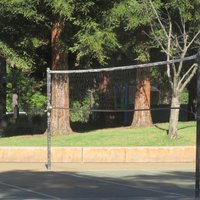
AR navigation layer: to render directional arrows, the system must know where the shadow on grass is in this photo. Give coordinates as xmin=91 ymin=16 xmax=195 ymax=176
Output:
xmin=154 ymin=124 xmax=168 ymax=132
xmin=154 ymin=123 xmax=196 ymax=133
xmin=2 ymin=115 xmax=46 ymax=137
xmin=71 ymin=121 xmax=129 ymax=133
xmin=0 ymin=168 xmax=194 ymax=199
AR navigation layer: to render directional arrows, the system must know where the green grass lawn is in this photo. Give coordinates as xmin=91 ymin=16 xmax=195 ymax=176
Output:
xmin=0 ymin=121 xmax=196 ymax=146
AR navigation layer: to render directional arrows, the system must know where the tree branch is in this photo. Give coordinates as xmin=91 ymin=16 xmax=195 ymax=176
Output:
xmin=178 ymin=63 xmax=198 ymax=92
xmin=167 ymin=15 xmax=172 ymax=57
xmin=149 ymin=0 xmax=169 ymax=39
xmin=166 ymin=18 xmax=174 ymax=88
xmin=179 ymin=11 xmax=188 ymax=50
xmin=185 ymin=30 xmax=200 ymax=51
xmin=177 ymin=31 xmax=199 ymax=76
xmin=174 ymin=35 xmax=183 ymax=52
xmin=149 ymin=23 xmax=170 ymax=55
xmin=172 ymin=62 xmax=178 ymax=80
xmin=167 ymin=63 xmax=173 ymax=88
xmin=166 ymin=19 xmax=174 ymax=88
xmin=177 ymin=50 xmax=187 ymax=76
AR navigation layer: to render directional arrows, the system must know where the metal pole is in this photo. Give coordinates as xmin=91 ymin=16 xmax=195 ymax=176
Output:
xmin=47 ymin=68 xmax=52 ymax=170
xmin=196 ymin=50 xmax=200 ymax=198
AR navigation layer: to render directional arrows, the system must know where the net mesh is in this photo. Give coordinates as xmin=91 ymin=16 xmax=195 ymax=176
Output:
xmin=51 ymin=69 xmax=136 ymax=124
xmin=49 ymin=54 xmax=197 ymax=126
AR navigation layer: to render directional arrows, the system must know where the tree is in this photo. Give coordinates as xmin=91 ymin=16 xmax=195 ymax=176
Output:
xmin=131 ymin=41 xmax=153 ymax=127
xmin=0 ymin=0 xmax=50 ymax=119
xmin=145 ymin=0 xmax=200 ymax=138
xmin=107 ymin=0 xmax=153 ymax=127
xmin=0 ymin=0 xmax=45 ymax=69
xmin=0 ymin=0 xmax=121 ymax=135
xmin=132 ymin=68 xmax=152 ymax=127
xmin=50 ymin=15 xmax=72 ymax=134
xmin=45 ymin=0 xmax=120 ymax=134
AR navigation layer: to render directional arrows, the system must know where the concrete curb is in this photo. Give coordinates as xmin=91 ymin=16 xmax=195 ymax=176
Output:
xmin=0 ymin=146 xmax=195 ymax=163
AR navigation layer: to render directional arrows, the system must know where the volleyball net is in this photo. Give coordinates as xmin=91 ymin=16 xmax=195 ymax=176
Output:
xmin=47 ymin=54 xmax=197 ymax=127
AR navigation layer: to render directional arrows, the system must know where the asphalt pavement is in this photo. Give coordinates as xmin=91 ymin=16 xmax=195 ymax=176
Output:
xmin=0 ymin=162 xmax=196 ymax=199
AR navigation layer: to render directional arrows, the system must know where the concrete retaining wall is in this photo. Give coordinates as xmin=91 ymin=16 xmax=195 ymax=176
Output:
xmin=0 ymin=146 xmax=195 ymax=163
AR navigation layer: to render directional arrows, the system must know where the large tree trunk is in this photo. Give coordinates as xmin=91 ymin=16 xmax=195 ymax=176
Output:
xmin=50 ymin=18 xmax=72 ymax=135
xmin=168 ymin=95 xmax=180 ymax=138
xmin=131 ymin=68 xmax=153 ymax=127
xmin=0 ymin=57 xmax=6 ymax=133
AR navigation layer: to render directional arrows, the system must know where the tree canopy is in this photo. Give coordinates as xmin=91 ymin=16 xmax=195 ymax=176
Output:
xmin=0 ymin=0 xmax=199 ymax=134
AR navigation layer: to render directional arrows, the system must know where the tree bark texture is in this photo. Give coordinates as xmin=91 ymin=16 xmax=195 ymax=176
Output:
xmin=131 ymin=68 xmax=153 ymax=127
xmin=0 ymin=57 xmax=6 ymax=125
xmin=50 ymin=18 xmax=72 ymax=135
xmin=168 ymin=95 xmax=180 ymax=138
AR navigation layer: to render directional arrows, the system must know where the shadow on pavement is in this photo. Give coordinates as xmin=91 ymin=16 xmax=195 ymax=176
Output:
xmin=0 ymin=169 xmax=195 ymax=199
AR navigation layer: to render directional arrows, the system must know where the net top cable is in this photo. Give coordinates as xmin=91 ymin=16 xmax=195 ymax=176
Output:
xmin=48 ymin=54 xmax=197 ymax=74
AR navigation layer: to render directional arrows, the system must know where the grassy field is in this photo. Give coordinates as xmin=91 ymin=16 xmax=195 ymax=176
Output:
xmin=0 ymin=121 xmax=196 ymax=146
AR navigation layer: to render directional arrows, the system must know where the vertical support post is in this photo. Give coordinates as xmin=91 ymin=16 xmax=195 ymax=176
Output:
xmin=196 ymin=50 xmax=200 ymax=198
xmin=47 ymin=68 xmax=52 ymax=170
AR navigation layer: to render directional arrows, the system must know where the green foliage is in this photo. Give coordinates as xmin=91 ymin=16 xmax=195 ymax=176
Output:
xmin=29 ymin=92 xmax=47 ymax=109
xmin=0 ymin=0 xmax=50 ymax=71
xmin=0 ymin=0 xmax=44 ymax=22
xmin=44 ymin=0 xmax=75 ymax=19
xmin=0 ymin=0 xmax=50 ymax=118
xmin=66 ymin=1 xmax=121 ymax=66
xmin=70 ymin=94 xmax=91 ymax=122
xmin=108 ymin=0 xmax=149 ymax=29
xmin=165 ymin=0 xmax=197 ymax=22
xmin=6 ymin=67 xmax=46 ymax=112
xmin=70 ymin=22 xmax=120 ymax=65
xmin=135 ymin=46 xmax=150 ymax=62
xmin=180 ymin=89 xmax=188 ymax=104
xmin=103 ymin=0 xmax=153 ymax=64
xmin=0 ymin=41 xmax=33 ymax=69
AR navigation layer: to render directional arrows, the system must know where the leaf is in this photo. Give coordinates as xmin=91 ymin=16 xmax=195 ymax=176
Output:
xmin=0 ymin=41 xmax=33 ymax=70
